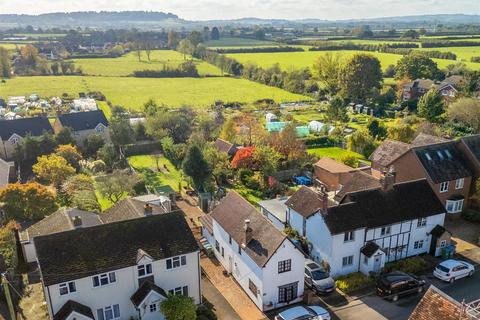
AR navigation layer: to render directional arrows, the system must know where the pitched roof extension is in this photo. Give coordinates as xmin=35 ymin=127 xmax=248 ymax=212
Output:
xmin=360 ymin=241 xmax=381 ymax=258
xmin=369 ymin=139 xmax=411 ymax=167
xmin=100 ymin=198 xmax=168 ymax=224
xmin=460 ymin=134 xmax=480 ymax=165
xmin=130 ymin=281 xmax=168 ymax=307
xmin=210 ymin=191 xmax=288 ymax=267
xmin=314 ymin=157 xmax=355 ymax=173
xmin=35 ymin=211 xmax=198 ymax=286
xmin=214 ymin=138 xmax=237 ymax=156
xmin=0 ymin=117 xmax=53 ymax=140
xmin=285 ymin=186 xmax=330 ymax=218
xmin=411 ymin=133 xmax=450 ymax=147
xmin=53 ymin=300 xmax=94 ymax=320
xmin=57 ymin=110 xmax=108 ymax=131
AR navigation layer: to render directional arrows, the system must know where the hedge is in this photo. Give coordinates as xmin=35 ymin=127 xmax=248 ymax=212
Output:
xmin=215 ymin=46 xmax=304 ymax=54
xmin=335 ymin=272 xmax=375 ymax=294
xmin=382 ymin=256 xmax=427 ymax=275
xmin=123 ymin=141 xmax=162 ymax=156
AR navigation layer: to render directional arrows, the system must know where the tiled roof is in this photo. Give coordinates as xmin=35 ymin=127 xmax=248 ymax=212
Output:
xmin=413 ymin=142 xmax=471 ymax=183
xmin=20 ymin=208 xmax=102 ymax=242
xmin=53 ymin=300 xmax=94 ymax=320
xmin=214 ymin=138 xmax=237 ymax=155
xmin=360 ymin=241 xmax=380 ymax=258
xmin=409 ymin=285 xmax=469 ymax=320
xmin=413 ymin=79 xmax=435 ymax=90
xmin=438 ymin=75 xmax=464 ymax=90
xmin=131 ymin=281 xmax=168 ymax=307
xmin=100 ymin=198 xmax=168 ymax=224
xmin=314 ymin=157 xmax=355 ymax=173
xmin=334 ymin=170 xmax=381 ymax=202
xmin=57 ymin=110 xmax=108 ymax=131
xmin=461 ymin=134 xmax=480 ymax=164
xmin=285 ymin=186 xmax=328 ymax=218
xmin=35 ymin=212 xmax=199 ymax=286
xmin=199 ymin=214 xmax=213 ymax=235
xmin=210 ymin=191 xmax=287 ymax=267
xmin=0 ymin=117 xmax=53 ymax=140
xmin=325 ymin=179 xmax=445 ymax=234
xmin=369 ymin=140 xmax=411 ymax=167
xmin=412 ymin=133 xmax=449 ymax=147
xmin=430 ymin=225 xmax=451 ymax=238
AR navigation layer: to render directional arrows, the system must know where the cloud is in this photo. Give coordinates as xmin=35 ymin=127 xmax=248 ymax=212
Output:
xmin=0 ymin=0 xmax=477 ymax=20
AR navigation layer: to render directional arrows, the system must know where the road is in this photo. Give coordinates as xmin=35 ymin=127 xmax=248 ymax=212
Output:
xmin=314 ymin=271 xmax=480 ymax=320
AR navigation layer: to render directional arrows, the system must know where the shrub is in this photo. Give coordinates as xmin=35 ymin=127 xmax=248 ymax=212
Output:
xmin=335 ymin=272 xmax=374 ymax=294
xmin=382 ymin=256 xmax=427 ymax=275
xmin=462 ymin=209 xmax=480 ymax=223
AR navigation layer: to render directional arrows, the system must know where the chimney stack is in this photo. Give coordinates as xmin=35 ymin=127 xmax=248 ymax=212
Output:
xmin=380 ymin=166 xmax=396 ymax=192
xmin=242 ymin=219 xmax=252 ymax=247
xmin=72 ymin=216 xmax=82 ymax=228
xmin=319 ymin=191 xmax=328 ymax=212
xmin=144 ymin=203 xmax=153 ymax=216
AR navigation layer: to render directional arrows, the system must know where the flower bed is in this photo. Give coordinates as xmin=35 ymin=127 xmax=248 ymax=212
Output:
xmin=382 ymin=256 xmax=427 ymax=275
xmin=335 ymin=272 xmax=375 ymax=294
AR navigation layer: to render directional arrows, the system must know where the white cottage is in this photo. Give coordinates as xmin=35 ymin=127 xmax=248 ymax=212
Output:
xmin=282 ymin=173 xmax=446 ymax=276
xmin=201 ymin=191 xmax=305 ymax=311
xmin=35 ymin=212 xmax=201 ymax=320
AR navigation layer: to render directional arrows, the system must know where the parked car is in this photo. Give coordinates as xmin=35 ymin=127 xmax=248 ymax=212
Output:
xmin=376 ymin=271 xmax=425 ymax=302
xmin=304 ymin=260 xmax=335 ymax=294
xmin=433 ymin=259 xmax=475 ymax=283
xmin=274 ymin=305 xmax=331 ymax=320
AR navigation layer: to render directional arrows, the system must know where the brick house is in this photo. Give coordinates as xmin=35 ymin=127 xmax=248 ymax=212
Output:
xmin=370 ymin=134 xmax=474 ymax=214
xmin=402 ymin=79 xmax=435 ymax=102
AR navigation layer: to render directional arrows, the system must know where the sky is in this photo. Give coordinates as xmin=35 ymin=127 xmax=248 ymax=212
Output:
xmin=0 ymin=0 xmax=478 ymax=20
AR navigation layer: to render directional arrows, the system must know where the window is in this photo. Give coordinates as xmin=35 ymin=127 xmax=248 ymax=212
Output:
xmin=59 ymin=281 xmax=76 ymax=295
xmin=149 ymin=304 xmax=157 ymax=312
xmin=215 ymin=240 xmax=219 ymax=252
xmin=9 ymin=137 xmax=19 ymax=145
xmin=440 ymin=181 xmax=449 ymax=193
xmin=380 ymin=226 xmax=391 ymax=236
xmin=446 ymin=199 xmax=464 ymax=213
xmin=238 ymin=245 xmax=242 ymax=255
xmin=137 ymin=264 xmax=153 ymax=278
xmin=166 ymin=255 xmax=187 ymax=270
xmin=437 ymin=151 xmax=444 ymax=160
xmin=417 ymin=218 xmax=427 ymax=228
xmin=278 ymin=259 xmax=292 ymax=273
xmin=455 ymin=178 xmax=464 ymax=190
xmin=278 ymin=282 xmax=298 ymax=303
xmin=344 ymin=231 xmax=354 ymax=242
xmin=425 ymin=153 xmax=432 ymax=161
xmin=440 ymin=240 xmax=447 ymax=248
xmin=169 ymin=286 xmax=188 ymax=296
xmin=96 ymin=124 xmax=105 ymax=133
xmin=414 ymin=240 xmax=424 ymax=250
xmin=445 ymin=150 xmax=452 ymax=159
xmin=229 ymin=236 xmax=232 ymax=244
xmin=96 ymin=304 xmax=120 ymax=320
xmin=363 ymin=256 xmax=368 ymax=265
xmin=248 ymin=279 xmax=258 ymax=296
xmin=92 ymin=272 xmax=116 ymax=287
xmin=342 ymin=255 xmax=354 ymax=267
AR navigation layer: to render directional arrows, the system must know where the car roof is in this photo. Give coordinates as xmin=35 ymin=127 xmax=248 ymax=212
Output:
xmin=278 ymin=306 xmax=310 ymax=319
xmin=439 ymin=259 xmax=464 ymax=268
xmin=305 ymin=260 xmax=321 ymax=271
xmin=381 ymin=271 xmax=413 ymax=283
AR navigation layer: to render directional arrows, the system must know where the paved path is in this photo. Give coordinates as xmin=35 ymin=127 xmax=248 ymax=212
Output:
xmin=202 ymin=275 xmax=241 ymax=320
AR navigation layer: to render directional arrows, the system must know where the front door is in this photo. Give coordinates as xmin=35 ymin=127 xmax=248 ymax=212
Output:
xmin=373 ymin=254 xmax=382 ymax=272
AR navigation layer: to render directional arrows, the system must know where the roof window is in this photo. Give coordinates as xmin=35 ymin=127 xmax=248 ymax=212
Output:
xmin=425 ymin=153 xmax=432 ymax=161
xmin=445 ymin=150 xmax=452 ymax=159
xmin=436 ymin=151 xmax=444 ymax=160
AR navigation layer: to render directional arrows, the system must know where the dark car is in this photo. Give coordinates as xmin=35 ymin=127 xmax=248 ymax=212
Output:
xmin=376 ymin=271 xmax=425 ymax=302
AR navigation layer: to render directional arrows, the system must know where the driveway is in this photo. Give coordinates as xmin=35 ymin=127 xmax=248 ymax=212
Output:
xmin=202 ymin=274 xmax=241 ymax=320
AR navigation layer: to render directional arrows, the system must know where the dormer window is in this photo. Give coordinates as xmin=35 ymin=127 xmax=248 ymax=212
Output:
xmin=138 ymin=263 xmax=153 ymax=278
xmin=95 ymin=123 xmax=105 ymax=132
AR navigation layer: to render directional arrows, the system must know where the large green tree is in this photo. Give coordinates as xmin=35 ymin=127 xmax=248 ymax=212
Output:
xmin=417 ymin=88 xmax=445 ymax=123
xmin=394 ymin=52 xmax=441 ymax=80
xmin=0 ymin=47 xmax=11 ymax=78
xmin=448 ymin=97 xmax=480 ymax=132
xmin=33 ymin=154 xmax=76 ymax=187
xmin=146 ymin=108 xmax=194 ymax=144
xmin=96 ymin=171 xmax=139 ymax=205
xmin=160 ymin=294 xmax=197 ymax=320
xmin=347 ymin=129 xmax=376 ymax=157
xmin=203 ymin=145 xmax=231 ymax=186
xmin=177 ymin=39 xmax=195 ymax=60
xmin=312 ymin=53 xmax=341 ymax=95
xmin=339 ymin=53 xmax=382 ymax=101
xmin=326 ymin=96 xmax=349 ymax=122
xmin=182 ymin=145 xmax=211 ymax=192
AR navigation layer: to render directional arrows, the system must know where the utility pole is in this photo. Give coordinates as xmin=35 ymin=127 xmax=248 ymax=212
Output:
xmin=1 ymin=273 xmax=16 ymax=320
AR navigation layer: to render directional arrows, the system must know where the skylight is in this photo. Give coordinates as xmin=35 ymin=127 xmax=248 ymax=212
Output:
xmin=425 ymin=153 xmax=432 ymax=161
xmin=445 ymin=150 xmax=452 ymax=159
xmin=437 ymin=150 xmax=444 ymax=160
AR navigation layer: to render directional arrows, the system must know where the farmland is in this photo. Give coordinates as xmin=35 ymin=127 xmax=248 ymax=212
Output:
xmin=226 ymin=49 xmax=480 ymax=71
xmin=0 ymin=76 xmax=309 ymax=110
xmin=204 ymin=37 xmax=279 ymax=48
xmin=72 ymin=50 xmax=223 ymax=77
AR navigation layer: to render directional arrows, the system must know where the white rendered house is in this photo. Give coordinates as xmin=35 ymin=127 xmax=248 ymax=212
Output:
xmin=201 ymin=191 xmax=305 ymax=312
xmin=282 ymin=174 xmax=446 ymax=276
xmin=35 ymin=212 xmax=201 ymax=320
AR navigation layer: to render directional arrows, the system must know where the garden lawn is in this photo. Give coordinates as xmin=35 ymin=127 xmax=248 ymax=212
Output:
xmin=308 ymin=147 xmax=368 ymax=163
xmin=97 ymin=101 xmax=112 ymax=119
xmin=72 ymin=50 xmax=223 ymax=76
xmin=127 ymin=154 xmax=185 ymax=192
xmin=94 ymin=180 xmax=128 ymax=211
xmin=205 ymin=37 xmax=279 ymax=48
xmin=0 ymin=76 xmax=309 ymax=110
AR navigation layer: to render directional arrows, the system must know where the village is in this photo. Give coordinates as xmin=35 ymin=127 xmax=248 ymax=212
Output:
xmin=0 ymin=6 xmax=480 ymax=320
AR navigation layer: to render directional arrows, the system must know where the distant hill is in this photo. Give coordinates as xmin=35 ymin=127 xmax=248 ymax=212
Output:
xmin=0 ymin=12 xmax=478 ymax=30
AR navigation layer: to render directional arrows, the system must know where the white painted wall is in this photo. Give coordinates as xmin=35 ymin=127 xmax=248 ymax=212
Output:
xmin=304 ymin=214 xmax=332 ymax=263
xmin=287 ymin=208 xmax=306 ymax=237
xmin=22 ymin=241 xmax=37 ymax=263
xmin=44 ymin=251 xmax=201 ymax=320
xmin=260 ymin=207 xmax=285 ymax=231
xmin=329 ymin=229 xmax=366 ymax=276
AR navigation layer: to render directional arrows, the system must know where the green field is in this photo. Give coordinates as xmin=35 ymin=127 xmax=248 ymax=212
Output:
xmin=418 ymin=46 xmax=480 ymax=63
xmin=0 ymin=76 xmax=308 ymax=110
xmin=226 ymin=49 xmax=480 ymax=71
xmin=72 ymin=50 xmax=223 ymax=77
xmin=205 ymin=37 xmax=279 ymax=48
xmin=307 ymin=147 xmax=367 ymax=162
xmin=13 ymin=33 xmax=66 ymax=38
xmin=0 ymin=43 xmax=22 ymax=50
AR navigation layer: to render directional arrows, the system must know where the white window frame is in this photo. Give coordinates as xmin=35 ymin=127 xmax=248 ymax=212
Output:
xmin=59 ymin=281 xmax=76 ymax=295
xmin=414 ymin=240 xmax=424 ymax=250
xmin=166 ymin=255 xmax=187 ymax=270
xmin=417 ymin=218 xmax=427 ymax=228
xmin=446 ymin=199 xmax=464 ymax=213
xmin=439 ymin=181 xmax=449 ymax=193
xmin=149 ymin=303 xmax=157 ymax=312
xmin=342 ymin=255 xmax=354 ymax=267
xmin=137 ymin=263 xmax=153 ymax=278
xmin=380 ymin=226 xmax=391 ymax=236
xmin=97 ymin=304 xmax=120 ymax=320
xmin=344 ymin=231 xmax=355 ymax=242
xmin=168 ymin=285 xmax=188 ymax=296
xmin=440 ymin=240 xmax=447 ymax=248
xmin=455 ymin=178 xmax=464 ymax=190
xmin=92 ymin=272 xmax=116 ymax=287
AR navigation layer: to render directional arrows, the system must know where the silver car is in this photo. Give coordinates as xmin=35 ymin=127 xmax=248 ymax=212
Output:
xmin=304 ymin=260 xmax=335 ymax=294
xmin=275 ymin=305 xmax=331 ymax=320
